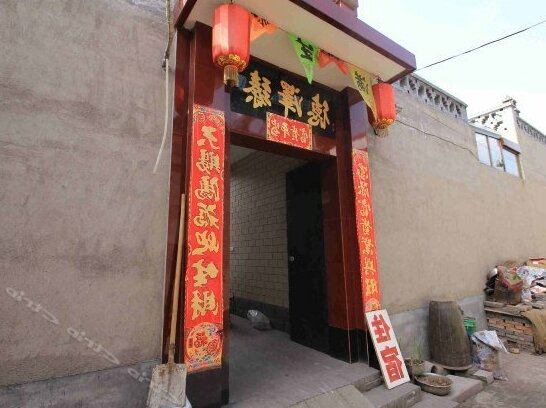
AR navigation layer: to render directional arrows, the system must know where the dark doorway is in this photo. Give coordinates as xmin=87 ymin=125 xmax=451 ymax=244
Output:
xmin=286 ymin=162 xmax=329 ymax=353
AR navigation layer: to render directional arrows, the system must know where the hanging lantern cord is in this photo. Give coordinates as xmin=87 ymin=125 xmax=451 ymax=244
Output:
xmin=162 ymin=0 xmax=175 ymax=70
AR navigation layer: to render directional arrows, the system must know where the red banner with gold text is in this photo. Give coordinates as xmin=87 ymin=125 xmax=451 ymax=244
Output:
xmin=184 ymin=105 xmax=225 ymax=372
xmin=266 ymin=112 xmax=312 ymax=150
xmin=352 ymin=149 xmax=382 ymax=312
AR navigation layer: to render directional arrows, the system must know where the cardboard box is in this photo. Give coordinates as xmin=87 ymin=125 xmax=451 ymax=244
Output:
xmin=527 ymin=258 xmax=546 ymax=269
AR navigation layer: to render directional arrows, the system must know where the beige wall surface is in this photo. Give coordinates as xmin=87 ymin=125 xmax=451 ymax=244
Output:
xmin=0 ymin=0 xmax=170 ymax=386
xmin=230 ymin=151 xmax=304 ymax=308
xmin=2 ymin=0 xmax=546 ymax=391
xmin=371 ymin=90 xmax=546 ymax=315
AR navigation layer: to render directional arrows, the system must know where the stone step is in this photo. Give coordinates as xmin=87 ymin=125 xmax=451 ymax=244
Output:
xmin=408 ymin=374 xmax=483 ymax=407
xmin=361 ymin=382 xmax=422 ymax=408
xmin=446 ymin=375 xmax=483 ymax=403
xmin=294 ymin=369 xmax=483 ymax=408
xmin=291 ymin=385 xmax=374 ymax=408
xmin=353 ymin=370 xmax=383 ymax=392
xmin=469 ymin=369 xmax=494 ymax=385
xmin=412 ymin=393 xmax=460 ymax=408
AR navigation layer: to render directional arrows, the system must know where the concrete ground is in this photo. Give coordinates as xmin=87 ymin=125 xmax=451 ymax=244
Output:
xmin=460 ymin=352 xmax=546 ymax=408
xmin=226 ymin=315 xmax=377 ymax=407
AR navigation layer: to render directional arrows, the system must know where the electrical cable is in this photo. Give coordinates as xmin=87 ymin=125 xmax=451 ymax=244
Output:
xmin=153 ymin=0 xmax=175 ymax=174
xmin=416 ymin=18 xmax=546 ymax=71
xmin=153 ymin=58 xmax=171 ymax=174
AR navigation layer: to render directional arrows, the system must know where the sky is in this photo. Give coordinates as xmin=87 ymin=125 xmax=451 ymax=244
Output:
xmin=360 ymin=0 xmax=546 ymax=132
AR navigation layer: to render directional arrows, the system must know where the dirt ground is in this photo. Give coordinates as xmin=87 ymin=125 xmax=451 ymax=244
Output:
xmin=460 ymin=351 xmax=546 ymax=408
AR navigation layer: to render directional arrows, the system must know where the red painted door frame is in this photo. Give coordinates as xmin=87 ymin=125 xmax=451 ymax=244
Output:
xmin=163 ymin=23 xmax=370 ymax=408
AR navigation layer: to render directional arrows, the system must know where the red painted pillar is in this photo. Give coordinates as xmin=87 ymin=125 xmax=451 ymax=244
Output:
xmin=331 ymin=87 xmax=371 ymax=361
xmin=166 ymin=22 xmax=230 ymax=408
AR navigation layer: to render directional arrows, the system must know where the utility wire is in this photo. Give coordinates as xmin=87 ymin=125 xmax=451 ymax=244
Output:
xmin=416 ymin=18 xmax=546 ymax=71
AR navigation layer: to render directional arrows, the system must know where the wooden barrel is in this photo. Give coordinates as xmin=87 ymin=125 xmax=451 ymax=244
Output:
xmin=429 ymin=301 xmax=472 ymax=368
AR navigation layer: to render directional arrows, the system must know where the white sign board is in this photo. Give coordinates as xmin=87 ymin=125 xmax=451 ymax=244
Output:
xmin=365 ymin=309 xmax=410 ymax=389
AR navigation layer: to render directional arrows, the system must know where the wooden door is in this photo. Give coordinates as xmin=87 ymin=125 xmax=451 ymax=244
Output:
xmin=286 ymin=163 xmax=329 ymax=353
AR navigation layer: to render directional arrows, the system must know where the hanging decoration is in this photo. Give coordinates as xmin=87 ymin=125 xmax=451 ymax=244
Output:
xmin=371 ymin=83 xmax=397 ymax=134
xmin=250 ymin=13 xmax=277 ymax=42
xmin=210 ymin=8 xmax=397 ymax=134
xmin=352 ymin=149 xmax=382 ymax=313
xmin=318 ymin=50 xmax=348 ymax=75
xmin=349 ymin=65 xmax=377 ymax=121
xmin=212 ymin=4 xmax=251 ymax=87
xmin=184 ymin=105 xmax=225 ymax=373
xmin=287 ymin=33 xmax=319 ymax=84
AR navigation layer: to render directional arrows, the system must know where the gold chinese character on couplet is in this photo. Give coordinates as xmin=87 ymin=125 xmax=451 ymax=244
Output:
xmin=194 ymin=202 xmax=219 ymax=229
xmin=192 ymin=259 xmax=219 ymax=287
xmin=190 ymin=290 xmax=219 ymax=320
xmin=198 ymin=126 xmax=219 ymax=150
xmin=192 ymin=230 xmax=219 ymax=255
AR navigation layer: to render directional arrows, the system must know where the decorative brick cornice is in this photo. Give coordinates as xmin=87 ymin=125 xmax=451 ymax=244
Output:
xmin=469 ymin=96 xmax=546 ymax=147
xmin=469 ymin=112 xmax=504 ymax=133
xmin=517 ymin=118 xmax=546 ymax=145
xmin=394 ymin=74 xmax=468 ymax=120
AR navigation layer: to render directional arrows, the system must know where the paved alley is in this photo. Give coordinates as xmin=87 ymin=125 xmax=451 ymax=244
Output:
xmin=461 ymin=352 xmax=546 ymax=408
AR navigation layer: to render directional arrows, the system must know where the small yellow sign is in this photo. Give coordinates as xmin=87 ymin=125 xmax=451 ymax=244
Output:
xmin=349 ymin=65 xmax=377 ymax=121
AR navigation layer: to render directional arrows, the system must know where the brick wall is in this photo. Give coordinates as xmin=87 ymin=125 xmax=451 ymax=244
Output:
xmin=230 ymin=151 xmax=304 ymax=309
xmin=486 ymin=310 xmax=535 ymax=352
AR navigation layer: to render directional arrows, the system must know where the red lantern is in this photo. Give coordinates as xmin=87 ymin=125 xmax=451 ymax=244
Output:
xmin=372 ymin=83 xmax=396 ymax=129
xmin=212 ymin=4 xmax=251 ymax=87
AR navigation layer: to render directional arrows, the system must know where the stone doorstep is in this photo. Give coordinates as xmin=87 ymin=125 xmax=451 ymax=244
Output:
xmin=446 ymin=375 xmax=484 ymax=403
xmin=469 ymin=369 xmax=494 ymax=385
xmin=291 ymin=385 xmax=374 ymax=408
xmin=413 ymin=393 xmax=460 ymax=408
xmin=294 ymin=381 xmax=422 ymax=408
xmin=361 ymin=373 xmax=483 ymax=407
xmin=353 ymin=370 xmax=383 ymax=392
xmin=294 ymin=369 xmax=483 ymax=408
xmin=405 ymin=374 xmax=482 ymax=407
xmin=362 ymin=382 xmax=422 ymax=408
xmin=290 ymin=368 xmax=383 ymax=407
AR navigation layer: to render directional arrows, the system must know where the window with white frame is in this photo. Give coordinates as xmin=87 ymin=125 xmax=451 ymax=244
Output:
xmin=474 ymin=132 xmax=521 ymax=177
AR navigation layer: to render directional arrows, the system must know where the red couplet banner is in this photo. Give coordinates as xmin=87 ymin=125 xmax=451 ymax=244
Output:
xmin=266 ymin=112 xmax=312 ymax=150
xmin=352 ymin=149 xmax=382 ymax=312
xmin=184 ymin=105 xmax=225 ymax=372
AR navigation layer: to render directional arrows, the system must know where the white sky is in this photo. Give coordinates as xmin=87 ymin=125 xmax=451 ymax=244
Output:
xmin=360 ymin=0 xmax=546 ymax=132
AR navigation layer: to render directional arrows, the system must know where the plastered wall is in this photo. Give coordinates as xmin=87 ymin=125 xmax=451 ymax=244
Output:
xmin=0 ymin=0 xmax=169 ymax=386
xmin=2 ymin=0 xmax=546 ymax=391
xmin=371 ymin=90 xmax=546 ymax=315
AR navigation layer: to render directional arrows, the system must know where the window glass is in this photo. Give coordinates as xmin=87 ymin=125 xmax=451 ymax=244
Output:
xmin=489 ymin=138 xmax=504 ymax=170
xmin=503 ymin=149 xmax=520 ymax=177
xmin=475 ymin=133 xmax=491 ymax=166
